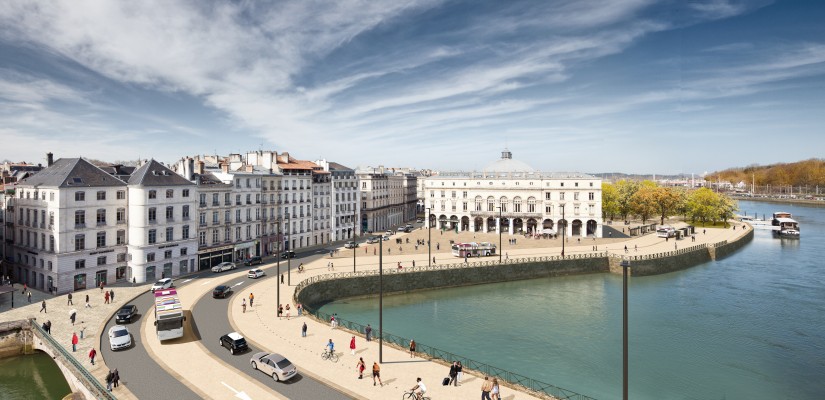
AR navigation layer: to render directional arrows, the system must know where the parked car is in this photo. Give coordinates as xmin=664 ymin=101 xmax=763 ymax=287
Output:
xmin=219 ymin=332 xmax=249 ymax=355
xmin=281 ymin=251 xmax=296 ymax=259
xmin=248 ymin=268 xmax=265 ymax=279
xmin=366 ymin=236 xmax=379 ymax=244
xmin=385 ymin=230 xmax=394 ymax=236
xmin=115 ymin=304 xmax=138 ymax=323
xmin=108 ymin=325 xmax=132 ymax=351
xmin=243 ymin=256 xmax=262 ymax=266
xmin=381 ymin=235 xmax=390 ymax=241
xmin=344 ymin=241 xmax=358 ymax=249
xmin=397 ymin=226 xmax=407 ymax=232
xmin=150 ymin=278 xmax=173 ymax=293
xmin=213 ymin=285 xmax=231 ymax=298
xmin=250 ymin=352 xmax=298 ymax=382
xmin=212 ymin=262 xmax=235 ymax=273
xmin=416 ymin=218 xmax=424 ymax=223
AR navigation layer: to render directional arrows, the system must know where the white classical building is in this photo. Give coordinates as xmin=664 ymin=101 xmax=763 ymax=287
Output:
xmin=127 ymin=160 xmax=198 ymax=283
xmin=9 ymin=157 xmax=130 ymax=293
xmin=422 ymin=149 xmax=603 ymax=237
xmin=314 ymin=160 xmax=360 ymax=241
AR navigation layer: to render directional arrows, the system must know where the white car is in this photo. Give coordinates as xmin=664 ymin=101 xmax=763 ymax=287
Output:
xmin=150 ymin=278 xmax=173 ymax=292
xmin=212 ymin=262 xmax=235 ymax=273
xmin=250 ymin=352 xmax=298 ymax=382
xmin=344 ymin=241 xmax=358 ymax=249
xmin=108 ymin=325 xmax=132 ymax=351
xmin=248 ymin=268 xmax=265 ymax=279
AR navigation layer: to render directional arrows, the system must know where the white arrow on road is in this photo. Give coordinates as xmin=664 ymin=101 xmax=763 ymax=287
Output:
xmin=200 ymin=280 xmax=212 ymax=286
xmin=221 ymin=382 xmax=252 ymax=400
xmin=181 ymin=279 xmax=193 ymax=284
xmin=233 ymin=281 xmax=244 ymax=287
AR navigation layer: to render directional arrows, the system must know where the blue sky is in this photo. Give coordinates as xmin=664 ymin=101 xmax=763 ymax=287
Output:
xmin=0 ymin=0 xmax=823 ymax=174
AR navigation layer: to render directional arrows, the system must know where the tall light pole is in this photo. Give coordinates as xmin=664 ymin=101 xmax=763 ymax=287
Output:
xmin=378 ymin=236 xmax=383 ymax=363
xmin=426 ymin=207 xmax=432 ymax=267
xmin=496 ymin=206 xmax=502 ymax=263
xmin=276 ymin=216 xmax=281 ymax=311
xmin=286 ymin=212 xmax=291 ymax=285
xmin=621 ymin=259 xmax=631 ymax=400
xmin=353 ymin=213 xmax=357 ymax=273
xmin=561 ymin=204 xmax=566 ymax=258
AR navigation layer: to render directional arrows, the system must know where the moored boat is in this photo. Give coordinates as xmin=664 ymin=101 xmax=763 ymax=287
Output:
xmin=771 ymin=212 xmax=800 ymax=238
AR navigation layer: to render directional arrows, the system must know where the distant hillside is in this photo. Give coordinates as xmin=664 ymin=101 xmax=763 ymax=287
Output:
xmin=706 ymin=159 xmax=825 ymax=187
xmin=592 ymin=172 xmax=694 ymax=181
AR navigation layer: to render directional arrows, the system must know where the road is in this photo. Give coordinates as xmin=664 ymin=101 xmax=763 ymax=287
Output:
xmin=100 ymin=246 xmax=350 ymax=400
xmin=192 ymin=247 xmax=351 ymax=399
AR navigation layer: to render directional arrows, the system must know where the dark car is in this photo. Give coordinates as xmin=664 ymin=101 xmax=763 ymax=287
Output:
xmin=281 ymin=251 xmax=296 ymax=259
xmin=244 ymin=256 xmax=263 ymax=266
xmin=220 ymin=332 xmax=249 ymax=355
xmin=115 ymin=304 xmax=138 ymax=323
xmin=213 ymin=285 xmax=231 ymax=298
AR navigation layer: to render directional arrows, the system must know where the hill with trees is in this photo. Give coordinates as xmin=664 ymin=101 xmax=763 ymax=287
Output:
xmin=705 ymin=159 xmax=825 ymax=188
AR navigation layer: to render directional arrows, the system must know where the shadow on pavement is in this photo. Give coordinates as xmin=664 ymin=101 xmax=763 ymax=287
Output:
xmin=163 ymin=310 xmax=201 ymax=344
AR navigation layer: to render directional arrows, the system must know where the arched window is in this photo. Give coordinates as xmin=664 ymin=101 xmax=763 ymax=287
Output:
xmin=528 ymin=197 xmax=536 ymax=213
xmin=499 ymin=197 xmax=509 ymax=212
xmin=513 ymin=197 xmax=522 ymax=213
xmin=487 ymin=196 xmax=495 ymax=212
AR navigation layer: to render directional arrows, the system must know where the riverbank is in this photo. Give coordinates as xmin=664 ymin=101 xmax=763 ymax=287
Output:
xmin=731 ymin=195 xmax=825 ymax=207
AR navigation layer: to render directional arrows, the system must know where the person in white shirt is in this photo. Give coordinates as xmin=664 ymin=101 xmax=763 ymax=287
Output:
xmin=410 ymin=377 xmax=427 ymax=399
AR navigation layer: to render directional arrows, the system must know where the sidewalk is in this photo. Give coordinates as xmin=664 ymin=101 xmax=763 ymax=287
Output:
xmin=0 ymin=282 xmax=145 ymax=400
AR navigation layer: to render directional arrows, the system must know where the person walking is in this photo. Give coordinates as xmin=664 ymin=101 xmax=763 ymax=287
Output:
xmin=372 ymin=362 xmax=383 ymax=386
xmin=301 ymin=322 xmax=307 ymax=337
xmin=242 ymin=298 xmax=247 ymax=313
xmin=491 ymin=377 xmax=501 ymax=400
xmin=281 ymin=274 xmax=284 ymax=284
xmin=278 ymin=304 xmax=283 ymax=318
xmin=99 ymin=281 xmax=104 ymax=292
xmin=85 ymin=294 xmax=91 ymax=308
xmin=350 ymin=336 xmax=356 ymax=355
xmin=106 ymin=370 xmax=114 ymax=391
xmin=88 ymin=348 xmax=97 ymax=365
xmin=356 ymin=357 xmax=366 ymax=379
xmin=409 ymin=339 xmax=416 ymax=358
xmin=249 ymin=293 xmax=254 ymax=307
xmin=449 ymin=361 xmax=458 ymax=386
xmin=365 ymin=324 xmax=372 ymax=342
xmin=297 ymin=303 xmax=303 ymax=316
xmin=27 ymin=291 xmax=31 ymax=303
xmin=481 ymin=376 xmax=493 ymax=400
xmin=109 ymin=289 xmax=114 ymax=302
xmin=70 ymin=309 xmax=77 ymax=325
xmin=104 ymin=290 xmax=110 ymax=304
xmin=44 ymin=320 xmax=52 ymax=334
xmin=456 ymin=361 xmax=463 ymax=385
xmin=40 ymin=300 xmax=47 ymax=313
xmin=113 ymin=369 xmax=120 ymax=388
xmin=71 ymin=332 xmax=78 ymax=352
xmin=67 ymin=293 xmax=73 ymax=305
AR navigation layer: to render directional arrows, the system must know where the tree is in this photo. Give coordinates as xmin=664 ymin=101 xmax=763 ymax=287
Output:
xmin=630 ymin=183 xmax=658 ymax=223
xmin=601 ymin=183 xmax=620 ymax=220
xmin=686 ymin=188 xmax=718 ymax=224
xmin=615 ymin=180 xmax=640 ymax=221
xmin=652 ymin=186 xmax=683 ymax=225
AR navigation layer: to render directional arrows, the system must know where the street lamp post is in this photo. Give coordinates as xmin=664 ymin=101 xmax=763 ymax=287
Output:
xmin=496 ymin=206 xmax=502 ymax=263
xmin=276 ymin=217 xmax=281 ymax=311
xmin=353 ymin=214 xmax=357 ymax=273
xmin=621 ymin=259 xmax=631 ymax=400
xmin=561 ymin=204 xmax=566 ymax=258
xmin=427 ymin=207 xmax=432 ymax=267
xmin=287 ymin=213 xmax=291 ymax=285
xmin=379 ymin=236 xmax=383 ymax=363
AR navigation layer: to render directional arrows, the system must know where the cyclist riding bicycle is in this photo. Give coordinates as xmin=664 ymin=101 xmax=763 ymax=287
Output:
xmin=410 ymin=377 xmax=427 ymax=399
xmin=325 ymin=339 xmax=335 ymax=355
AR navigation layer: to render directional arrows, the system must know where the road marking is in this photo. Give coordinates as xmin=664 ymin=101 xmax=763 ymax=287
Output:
xmin=200 ymin=280 xmax=213 ymax=286
xmin=233 ymin=281 xmax=244 ymax=287
xmin=221 ymin=381 xmax=253 ymax=400
xmin=182 ymin=279 xmax=193 ymax=284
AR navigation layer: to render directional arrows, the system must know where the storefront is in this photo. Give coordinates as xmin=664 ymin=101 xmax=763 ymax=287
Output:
xmin=234 ymin=240 xmax=259 ymax=262
xmin=198 ymin=245 xmax=233 ymax=270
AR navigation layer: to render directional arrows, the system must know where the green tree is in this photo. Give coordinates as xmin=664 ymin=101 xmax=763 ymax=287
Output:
xmin=630 ymin=183 xmax=658 ymax=223
xmin=653 ymin=186 xmax=683 ymax=225
xmin=601 ymin=183 xmax=620 ymax=220
xmin=615 ymin=180 xmax=640 ymax=221
xmin=686 ymin=188 xmax=718 ymax=224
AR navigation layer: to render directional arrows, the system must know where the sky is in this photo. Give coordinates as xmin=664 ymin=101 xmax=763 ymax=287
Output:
xmin=0 ymin=0 xmax=823 ymax=175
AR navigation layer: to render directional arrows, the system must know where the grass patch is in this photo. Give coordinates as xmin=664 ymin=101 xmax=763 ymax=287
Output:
xmin=682 ymin=220 xmax=730 ymax=228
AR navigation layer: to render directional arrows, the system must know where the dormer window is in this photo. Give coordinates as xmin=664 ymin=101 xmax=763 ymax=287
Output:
xmin=148 ymin=190 xmax=157 ymax=199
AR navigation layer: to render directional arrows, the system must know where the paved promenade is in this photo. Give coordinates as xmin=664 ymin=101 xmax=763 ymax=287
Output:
xmin=0 ymin=217 xmax=750 ymax=399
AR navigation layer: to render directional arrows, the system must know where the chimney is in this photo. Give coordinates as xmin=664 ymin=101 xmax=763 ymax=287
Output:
xmin=197 ymin=160 xmax=204 ymax=175
xmin=47 ymin=152 xmax=54 ymax=167
xmin=187 ymin=157 xmax=195 ymax=181
xmin=221 ymin=163 xmax=229 ymax=174
xmin=246 ymin=164 xmax=254 ymax=172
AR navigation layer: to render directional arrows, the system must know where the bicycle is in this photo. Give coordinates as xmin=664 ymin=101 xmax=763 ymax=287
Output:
xmin=321 ymin=349 xmax=339 ymax=362
xmin=402 ymin=391 xmax=430 ymax=400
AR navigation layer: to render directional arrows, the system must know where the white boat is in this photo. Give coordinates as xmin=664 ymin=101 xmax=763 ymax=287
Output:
xmin=739 ymin=215 xmax=772 ymax=228
xmin=771 ymin=212 xmax=800 ymax=238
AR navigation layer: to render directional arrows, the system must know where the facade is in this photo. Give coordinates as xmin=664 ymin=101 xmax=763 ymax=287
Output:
xmin=8 ymin=158 xmax=129 ymax=293
xmin=273 ymin=153 xmax=315 ymax=251
xmin=357 ymin=166 xmax=418 ymax=232
xmin=127 ymin=160 xmax=197 ymax=283
xmin=422 ymin=150 xmax=603 ymax=237
xmin=315 ymin=160 xmax=359 ymax=241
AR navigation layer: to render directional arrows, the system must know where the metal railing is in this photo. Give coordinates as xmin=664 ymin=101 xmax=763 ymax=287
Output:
xmin=306 ymin=309 xmax=595 ymax=400
xmin=30 ymin=319 xmax=117 ymax=400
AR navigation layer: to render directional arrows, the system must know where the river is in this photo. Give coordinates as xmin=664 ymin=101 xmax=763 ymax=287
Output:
xmin=319 ymin=200 xmax=825 ymax=399
xmin=0 ymin=351 xmax=72 ymax=399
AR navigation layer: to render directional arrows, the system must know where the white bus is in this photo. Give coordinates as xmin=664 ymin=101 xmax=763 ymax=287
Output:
xmin=656 ymin=226 xmax=676 ymax=238
xmin=451 ymin=242 xmax=497 ymax=258
xmin=154 ymin=289 xmax=185 ymax=341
